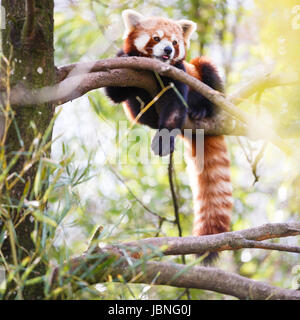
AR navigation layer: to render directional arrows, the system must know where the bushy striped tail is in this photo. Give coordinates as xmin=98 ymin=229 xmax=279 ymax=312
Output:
xmin=184 ymin=134 xmax=233 ymax=264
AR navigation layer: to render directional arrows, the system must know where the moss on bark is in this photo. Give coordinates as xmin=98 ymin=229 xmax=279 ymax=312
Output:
xmin=1 ymin=0 xmax=55 ymax=299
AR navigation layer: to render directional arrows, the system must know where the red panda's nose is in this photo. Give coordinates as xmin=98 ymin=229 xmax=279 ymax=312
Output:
xmin=164 ymin=46 xmax=173 ymax=55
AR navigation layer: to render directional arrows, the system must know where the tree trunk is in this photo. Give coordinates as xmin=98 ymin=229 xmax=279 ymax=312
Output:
xmin=1 ymin=0 xmax=54 ymax=299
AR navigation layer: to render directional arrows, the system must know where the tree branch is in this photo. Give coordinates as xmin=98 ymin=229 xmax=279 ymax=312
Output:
xmin=51 ymin=242 xmax=300 ymax=300
xmin=2 ymin=69 xmax=156 ymax=106
xmin=229 ymin=70 xmax=299 ymax=104
xmin=55 ymin=58 xmax=298 ymax=154
xmin=50 ymin=222 xmax=300 ymax=299
xmin=1 ymin=57 xmax=298 ymax=141
xmin=55 ymin=58 xmax=298 ymax=138
xmin=104 ymin=222 xmax=300 ymax=257
xmin=55 ymin=59 xmax=298 ymax=154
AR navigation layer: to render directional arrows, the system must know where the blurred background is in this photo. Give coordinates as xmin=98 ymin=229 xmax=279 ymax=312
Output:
xmin=51 ymin=0 xmax=300 ymax=299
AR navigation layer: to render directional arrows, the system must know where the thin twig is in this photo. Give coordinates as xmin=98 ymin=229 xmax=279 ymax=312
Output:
xmin=168 ymin=153 xmax=191 ymax=300
xmin=242 ymin=239 xmax=300 ymax=253
xmin=252 ymin=142 xmax=268 ymax=185
xmin=236 ymin=137 xmax=268 ymax=185
xmin=108 ymin=164 xmax=175 ymax=224
xmin=96 ymin=137 xmax=175 ymax=226
xmin=154 ymin=218 xmax=165 ymax=238
xmin=236 ymin=137 xmax=253 ymax=163
xmin=168 ymin=153 xmax=182 ymax=237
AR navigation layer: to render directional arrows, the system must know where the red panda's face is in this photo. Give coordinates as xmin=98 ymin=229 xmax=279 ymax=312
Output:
xmin=122 ymin=10 xmax=196 ymax=64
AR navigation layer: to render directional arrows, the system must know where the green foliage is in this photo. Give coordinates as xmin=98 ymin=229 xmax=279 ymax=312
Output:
xmin=0 ymin=0 xmax=299 ymax=300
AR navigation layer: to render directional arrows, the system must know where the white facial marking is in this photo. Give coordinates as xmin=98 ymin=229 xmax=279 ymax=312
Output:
xmin=156 ymin=30 xmax=164 ymax=38
xmin=134 ymin=33 xmax=150 ymax=54
xmin=175 ymin=40 xmax=185 ymax=61
xmin=152 ymin=39 xmax=174 ymax=62
xmin=171 ymin=34 xmax=178 ymax=42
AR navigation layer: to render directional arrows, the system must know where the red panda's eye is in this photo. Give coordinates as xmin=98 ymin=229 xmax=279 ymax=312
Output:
xmin=153 ymin=36 xmax=160 ymax=42
xmin=172 ymin=40 xmax=178 ymax=46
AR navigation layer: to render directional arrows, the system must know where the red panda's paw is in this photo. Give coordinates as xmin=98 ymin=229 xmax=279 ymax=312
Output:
xmin=188 ymin=105 xmax=209 ymax=120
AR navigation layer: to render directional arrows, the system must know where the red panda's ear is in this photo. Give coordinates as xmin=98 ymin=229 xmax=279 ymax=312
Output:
xmin=122 ymin=10 xmax=144 ymax=39
xmin=178 ymin=20 xmax=197 ymax=48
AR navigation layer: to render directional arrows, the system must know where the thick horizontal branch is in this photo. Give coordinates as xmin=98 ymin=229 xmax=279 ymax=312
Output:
xmin=56 ymin=57 xmax=298 ymax=94
xmin=56 ymin=58 xmax=298 ymax=138
xmin=4 ymin=57 xmax=238 ymax=130
xmin=105 ymin=222 xmax=300 ymax=257
xmin=52 ymin=245 xmax=300 ymax=300
xmin=1 ymin=57 xmax=298 ymax=140
xmin=126 ymin=261 xmax=300 ymax=300
xmin=55 ymin=58 xmax=298 ymax=154
xmin=1 ymin=69 xmax=155 ymax=106
xmin=51 ymin=222 xmax=300 ymax=299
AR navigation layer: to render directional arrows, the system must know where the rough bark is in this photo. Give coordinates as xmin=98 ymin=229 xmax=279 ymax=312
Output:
xmin=106 ymin=222 xmax=300 ymax=257
xmin=0 ymin=4 xmax=298 ymax=300
xmin=1 ymin=0 xmax=54 ymax=299
xmin=2 ymin=57 xmax=297 ymax=140
xmin=50 ymin=222 xmax=300 ymax=300
xmin=52 ymin=247 xmax=300 ymax=300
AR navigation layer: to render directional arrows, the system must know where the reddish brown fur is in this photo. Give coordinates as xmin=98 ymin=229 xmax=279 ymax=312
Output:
xmin=123 ymin=17 xmax=186 ymax=63
xmin=189 ymin=56 xmax=219 ymax=77
xmin=122 ymin=15 xmax=232 ymax=256
xmin=123 ymin=101 xmax=137 ymax=122
xmin=184 ymin=133 xmax=232 ymax=239
xmin=184 ymin=58 xmax=232 ymax=242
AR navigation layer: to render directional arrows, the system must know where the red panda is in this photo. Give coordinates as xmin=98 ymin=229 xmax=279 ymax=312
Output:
xmin=105 ymin=10 xmax=233 ymax=264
